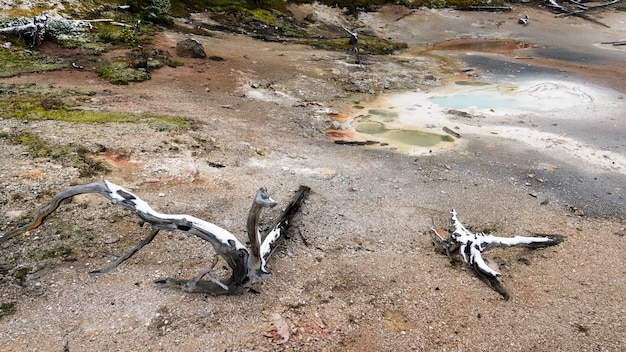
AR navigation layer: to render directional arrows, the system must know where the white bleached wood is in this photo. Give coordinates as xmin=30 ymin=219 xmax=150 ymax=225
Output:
xmin=431 ymin=209 xmax=565 ymax=300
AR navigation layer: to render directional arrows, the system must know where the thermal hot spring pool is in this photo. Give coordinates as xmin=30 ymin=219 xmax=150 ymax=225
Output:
xmin=346 ymin=79 xmax=625 ymax=173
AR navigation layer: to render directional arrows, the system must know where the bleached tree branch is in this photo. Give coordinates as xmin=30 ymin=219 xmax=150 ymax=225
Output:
xmin=341 ymin=24 xmax=361 ymax=65
xmin=1 ymin=180 xmax=310 ymax=295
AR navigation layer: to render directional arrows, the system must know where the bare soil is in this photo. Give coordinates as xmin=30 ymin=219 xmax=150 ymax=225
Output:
xmin=1 ymin=5 xmax=625 ymax=351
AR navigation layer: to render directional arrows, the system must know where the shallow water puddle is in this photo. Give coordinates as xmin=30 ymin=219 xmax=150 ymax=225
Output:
xmin=353 ymin=118 xmax=454 ymax=147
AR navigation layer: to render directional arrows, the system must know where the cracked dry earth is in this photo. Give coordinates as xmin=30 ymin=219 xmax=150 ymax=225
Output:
xmin=1 ymin=5 xmax=626 ymax=352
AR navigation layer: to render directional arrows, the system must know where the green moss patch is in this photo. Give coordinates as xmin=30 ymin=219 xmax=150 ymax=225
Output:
xmin=298 ymin=36 xmax=407 ymax=55
xmin=96 ymin=60 xmax=152 ymax=84
xmin=209 ymin=6 xmax=307 ymax=39
xmin=9 ymin=131 xmax=110 ymax=178
xmin=0 ymin=48 xmax=69 ymax=78
xmin=30 ymin=244 xmax=75 ymax=261
xmin=0 ymin=84 xmax=191 ymax=129
xmin=96 ymin=47 xmax=176 ymax=84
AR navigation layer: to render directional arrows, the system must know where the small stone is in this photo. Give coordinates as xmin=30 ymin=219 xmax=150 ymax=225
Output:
xmin=104 ymin=236 xmax=120 ymax=244
xmin=5 ymin=210 xmax=26 ymax=218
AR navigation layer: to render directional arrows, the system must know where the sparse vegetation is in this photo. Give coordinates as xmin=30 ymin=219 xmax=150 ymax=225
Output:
xmin=0 ymin=48 xmax=69 ymax=78
xmin=0 ymin=83 xmax=191 ymax=130
xmin=0 ymin=83 xmax=191 ymax=176
xmin=30 ymin=244 xmax=74 ymax=260
xmin=96 ymin=60 xmax=151 ymax=84
xmin=299 ymin=36 xmax=408 ymax=55
xmin=9 ymin=131 xmax=110 ymax=178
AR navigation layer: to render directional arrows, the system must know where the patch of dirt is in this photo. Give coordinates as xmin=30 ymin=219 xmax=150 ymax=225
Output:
xmin=1 ymin=5 xmax=626 ymax=352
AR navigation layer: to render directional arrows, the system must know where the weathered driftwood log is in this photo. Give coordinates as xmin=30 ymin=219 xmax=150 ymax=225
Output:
xmin=1 ymin=180 xmax=310 ymax=295
xmin=0 ymin=15 xmax=120 ymax=47
xmin=430 ymin=209 xmax=564 ymax=300
xmin=0 ymin=15 xmax=48 ymax=46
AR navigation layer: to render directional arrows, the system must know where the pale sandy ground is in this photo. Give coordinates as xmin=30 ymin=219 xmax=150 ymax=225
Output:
xmin=1 ymin=5 xmax=625 ymax=351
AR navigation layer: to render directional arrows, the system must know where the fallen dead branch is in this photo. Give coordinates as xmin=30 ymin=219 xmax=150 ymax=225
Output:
xmin=1 ymin=180 xmax=310 ymax=295
xmin=430 ymin=210 xmax=564 ymax=300
xmin=341 ymin=24 xmax=361 ymax=65
xmin=545 ymin=0 xmax=620 ymax=28
xmin=601 ymin=40 xmax=626 ymax=46
xmin=0 ymin=15 xmax=49 ymax=46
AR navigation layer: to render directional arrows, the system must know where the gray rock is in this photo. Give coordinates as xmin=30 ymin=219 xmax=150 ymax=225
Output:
xmin=175 ymin=38 xmax=206 ymax=58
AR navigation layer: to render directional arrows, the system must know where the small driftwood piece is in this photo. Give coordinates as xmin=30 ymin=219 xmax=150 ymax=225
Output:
xmin=430 ymin=209 xmax=564 ymax=300
xmin=1 ymin=180 xmax=310 ymax=295
xmin=334 ymin=140 xmax=379 ymax=145
xmin=442 ymin=126 xmax=461 ymax=139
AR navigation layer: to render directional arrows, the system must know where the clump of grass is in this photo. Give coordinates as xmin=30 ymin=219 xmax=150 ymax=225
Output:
xmin=0 ymin=303 xmax=16 ymax=320
xmin=11 ymin=267 xmax=30 ymax=285
xmin=168 ymin=60 xmax=184 ymax=67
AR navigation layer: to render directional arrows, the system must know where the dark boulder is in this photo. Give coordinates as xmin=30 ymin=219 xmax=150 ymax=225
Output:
xmin=175 ymin=38 xmax=206 ymax=58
